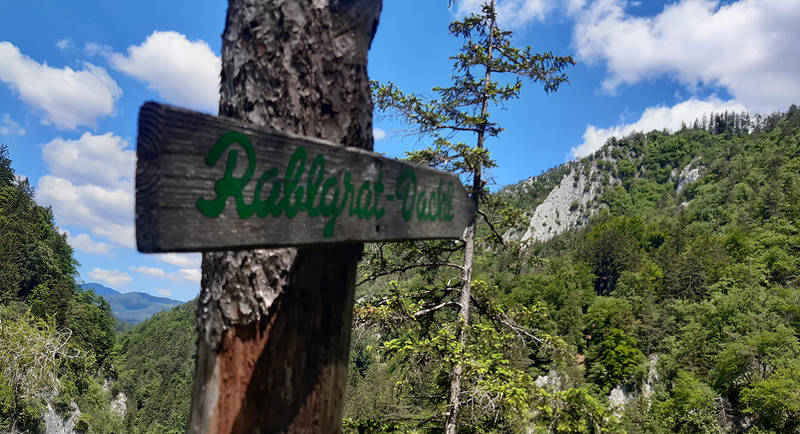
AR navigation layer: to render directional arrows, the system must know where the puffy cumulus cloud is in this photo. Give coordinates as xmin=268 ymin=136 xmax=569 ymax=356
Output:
xmin=455 ymin=0 xmax=554 ymax=28
xmin=42 ymin=132 xmax=134 ymax=187
xmin=176 ymin=268 xmax=201 ymax=283
xmin=573 ymin=0 xmax=800 ymax=112
xmin=63 ymin=230 xmax=112 ymax=255
xmin=155 ymin=253 xmax=201 ymax=269
xmin=571 ymin=97 xmax=746 ymax=158
xmin=37 ymin=175 xmax=134 ymax=246
xmin=37 ymin=132 xmax=134 ymax=248
xmin=131 ymin=266 xmax=166 ymax=278
xmin=155 ymin=288 xmax=172 ymax=297
xmin=88 ymin=268 xmax=132 ymax=287
xmin=111 ymin=31 xmax=220 ymax=113
xmin=0 ymin=42 xmax=121 ymax=129
xmin=0 ymin=114 xmax=25 ymax=136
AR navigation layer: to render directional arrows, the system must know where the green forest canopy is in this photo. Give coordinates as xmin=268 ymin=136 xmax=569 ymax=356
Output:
xmin=1 ymin=106 xmax=800 ymax=432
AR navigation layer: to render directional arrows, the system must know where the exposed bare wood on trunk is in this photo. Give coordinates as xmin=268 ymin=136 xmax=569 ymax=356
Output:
xmin=189 ymin=0 xmax=381 ymax=432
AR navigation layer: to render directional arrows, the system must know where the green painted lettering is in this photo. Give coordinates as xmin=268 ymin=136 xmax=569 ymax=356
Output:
xmin=355 ymin=180 xmax=371 ymax=218
xmin=305 ymin=154 xmax=325 ymax=217
xmin=281 ymin=147 xmax=306 ymax=218
xmin=372 ymin=171 xmax=386 ymax=219
xmin=197 ymin=131 xmax=457 ymax=238
xmin=320 ymin=176 xmax=340 ymax=238
xmin=197 ymin=131 xmax=256 ymax=218
xmin=396 ymin=170 xmax=417 ymax=222
xmin=253 ymin=168 xmax=280 ymax=217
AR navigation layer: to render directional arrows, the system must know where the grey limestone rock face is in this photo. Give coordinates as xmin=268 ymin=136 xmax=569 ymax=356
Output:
xmin=533 ymin=369 xmax=563 ymax=391
xmin=716 ymin=396 xmax=734 ymax=430
xmin=641 ymin=353 xmax=659 ymax=402
xmin=676 ymin=157 xmax=704 ymax=194
xmin=607 ymin=384 xmax=632 ymax=413
xmin=521 ymin=167 xmax=602 ymax=243
xmin=608 ymin=353 xmax=660 ymax=417
xmin=110 ymin=392 xmax=127 ymax=419
xmin=44 ymin=403 xmax=80 ymax=434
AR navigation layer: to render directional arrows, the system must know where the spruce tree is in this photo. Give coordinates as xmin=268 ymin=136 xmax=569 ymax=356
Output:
xmin=368 ymin=2 xmax=573 ymax=431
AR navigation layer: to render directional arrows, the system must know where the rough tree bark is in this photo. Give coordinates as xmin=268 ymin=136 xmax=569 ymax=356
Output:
xmin=188 ymin=1 xmax=381 ymax=433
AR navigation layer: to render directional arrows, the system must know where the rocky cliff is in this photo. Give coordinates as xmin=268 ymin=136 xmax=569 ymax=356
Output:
xmin=505 ymin=135 xmax=705 ymax=243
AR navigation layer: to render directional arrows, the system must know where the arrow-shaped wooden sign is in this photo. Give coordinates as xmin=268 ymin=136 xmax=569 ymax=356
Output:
xmin=135 ymin=102 xmax=474 ymax=253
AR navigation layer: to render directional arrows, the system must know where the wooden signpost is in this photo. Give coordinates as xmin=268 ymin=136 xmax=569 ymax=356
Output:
xmin=135 ymin=102 xmax=473 ymax=253
xmin=135 ymin=102 xmax=473 ymax=432
xmin=133 ymin=1 xmax=473 ymax=432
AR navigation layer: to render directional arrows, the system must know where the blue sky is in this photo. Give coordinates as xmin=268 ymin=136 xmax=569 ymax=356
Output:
xmin=1 ymin=0 xmax=798 ymax=301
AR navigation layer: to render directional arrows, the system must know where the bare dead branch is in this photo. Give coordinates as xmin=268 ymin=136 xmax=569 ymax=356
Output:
xmin=414 ymin=301 xmax=462 ymax=318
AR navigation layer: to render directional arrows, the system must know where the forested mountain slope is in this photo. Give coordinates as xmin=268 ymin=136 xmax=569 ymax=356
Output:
xmin=112 ymin=108 xmax=800 ymax=433
xmin=504 ymin=108 xmax=800 ymax=244
xmin=345 ymin=107 xmax=800 ymax=432
xmin=0 ymin=146 xmax=122 ymax=432
xmin=115 ymin=301 xmax=196 ymax=433
xmin=9 ymin=106 xmax=797 ymax=433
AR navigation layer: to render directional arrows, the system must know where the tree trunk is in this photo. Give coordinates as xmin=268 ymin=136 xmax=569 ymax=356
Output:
xmin=445 ymin=3 xmax=495 ymax=432
xmin=189 ymin=1 xmax=381 ymax=433
xmin=444 ymin=218 xmax=475 ymax=434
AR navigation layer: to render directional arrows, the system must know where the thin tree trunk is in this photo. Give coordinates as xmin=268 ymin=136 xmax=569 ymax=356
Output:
xmin=189 ymin=1 xmax=381 ymax=433
xmin=444 ymin=218 xmax=475 ymax=434
xmin=444 ymin=3 xmax=495 ymax=432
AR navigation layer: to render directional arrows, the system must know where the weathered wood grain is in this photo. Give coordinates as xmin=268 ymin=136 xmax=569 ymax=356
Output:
xmin=135 ymin=101 xmax=473 ymax=252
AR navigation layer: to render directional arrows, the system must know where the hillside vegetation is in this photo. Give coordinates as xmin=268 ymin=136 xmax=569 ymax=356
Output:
xmin=116 ymin=302 xmax=196 ymax=433
xmin=94 ymin=106 xmax=800 ymax=433
xmin=2 ymin=105 xmax=799 ymax=432
xmin=344 ymin=107 xmax=800 ymax=432
xmin=0 ymin=145 xmax=122 ymax=432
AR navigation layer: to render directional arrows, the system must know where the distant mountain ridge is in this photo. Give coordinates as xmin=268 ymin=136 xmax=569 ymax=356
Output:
xmin=81 ymin=283 xmax=181 ymax=325
xmin=81 ymin=282 xmax=121 ymax=297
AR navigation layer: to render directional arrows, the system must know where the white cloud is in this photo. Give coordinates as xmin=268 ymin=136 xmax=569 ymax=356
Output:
xmin=131 ymin=265 xmax=166 ymax=277
xmin=0 ymin=114 xmax=25 ymax=136
xmin=573 ymin=0 xmax=800 ymax=112
xmin=64 ymin=230 xmax=112 ymax=255
xmin=455 ymin=0 xmax=554 ymax=28
xmin=84 ymin=42 xmax=113 ymax=58
xmin=373 ymin=127 xmax=387 ymax=141
xmin=155 ymin=253 xmax=201 ymax=269
xmin=111 ymin=31 xmax=220 ymax=112
xmin=155 ymin=288 xmax=172 ymax=297
xmin=93 ymin=224 xmax=135 ymax=248
xmin=38 ymin=175 xmax=134 ymax=247
xmin=571 ymin=97 xmax=746 ymax=158
xmin=0 ymin=42 xmax=121 ymax=129
xmin=55 ymin=38 xmax=73 ymax=51
xmin=131 ymin=259 xmax=200 ymax=283
xmin=567 ymin=0 xmax=586 ymax=14
xmin=88 ymin=268 xmax=132 ymax=287
xmin=176 ymin=268 xmax=201 ymax=283
xmin=37 ymin=132 xmax=135 ymax=248
xmin=41 ymin=132 xmax=134 ymax=187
